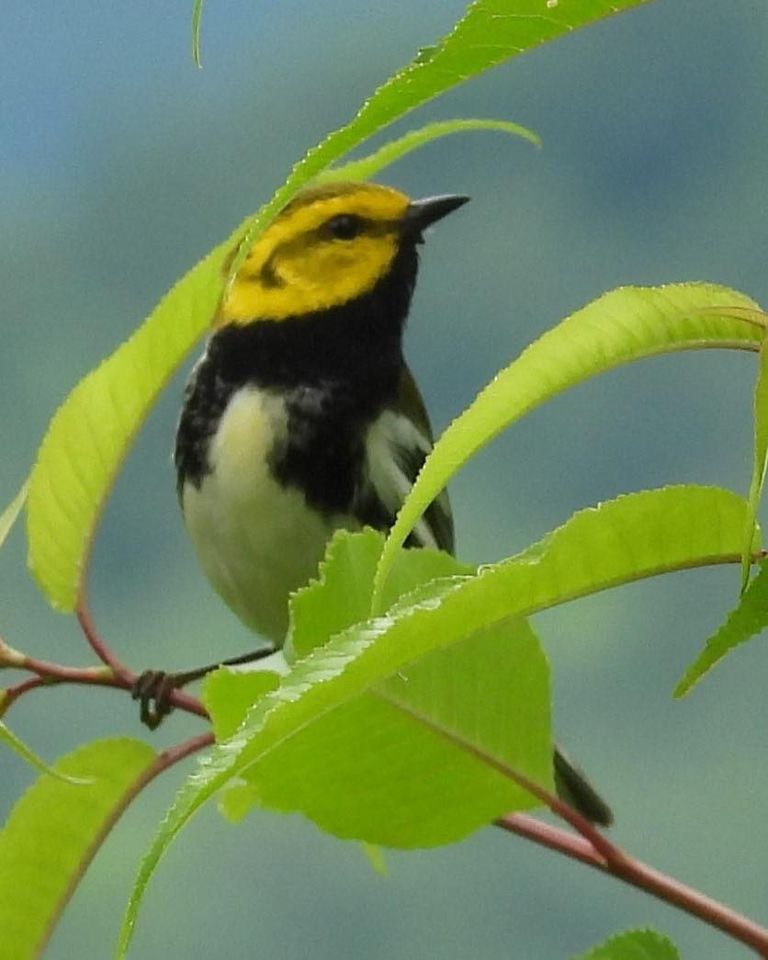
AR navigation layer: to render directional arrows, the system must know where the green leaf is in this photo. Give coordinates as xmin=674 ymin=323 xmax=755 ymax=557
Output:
xmin=218 ymin=529 xmax=480 ymax=816
xmin=285 ymin=529 xmax=386 ymax=661
xmin=286 ymin=527 xmax=472 ymax=661
xmin=29 ymin=0 xmax=653 ymax=616
xmin=118 ymin=484 xmax=746 ymax=954
xmin=317 ymin=118 xmax=540 ymax=185
xmin=675 ymin=556 xmax=768 ymax=697
xmin=216 ymin=781 xmax=257 ymax=824
xmin=123 ymin=612 xmax=550 ymax=953
xmin=572 ymin=928 xmax=680 ymax=960
xmin=228 ymin=0 xmax=655 ymax=276
xmin=741 ymin=340 xmax=768 ymax=589
xmin=0 ymin=721 xmax=91 ymax=785
xmin=228 ymin=618 xmax=551 ymax=844
xmin=26 ymin=234 xmax=238 ymax=611
xmin=191 ymin=0 xmax=203 ymax=67
xmin=0 ymin=737 xmax=156 ymax=960
xmin=201 ymin=666 xmax=280 ymax=741
xmin=0 ymin=481 xmax=27 ymax=551
xmin=374 ymin=283 xmax=765 ymax=609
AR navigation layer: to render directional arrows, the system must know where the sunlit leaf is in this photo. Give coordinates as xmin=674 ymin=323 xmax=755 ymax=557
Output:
xmin=0 ymin=738 xmax=155 ymax=959
xmin=316 ymin=118 xmax=540 ymax=185
xmin=29 ymin=0 xmax=652 ymax=618
xmin=286 ymin=527 xmax=472 ymax=661
xmin=250 ymin=618 xmax=550 ymax=843
xmin=0 ymin=481 xmax=27 ymax=551
xmin=26 ymin=236 xmax=240 ymax=612
xmin=201 ymin=667 xmax=280 ymax=741
xmin=0 ymin=721 xmax=91 ymax=785
xmin=572 ymin=928 xmax=680 ymax=960
xmin=675 ymin=557 xmax=768 ymax=697
xmin=118 ymin=484 xmax=747 ymax=954
xmin=741 ymin=340 xmax=768 ymax=589
xmin=229 ymin=0 xmax=655 ymax=276
xmin=216 ymin=535 xmax=505 ymax=835
xmin=374 ymin=284 xmax=765 ymax=609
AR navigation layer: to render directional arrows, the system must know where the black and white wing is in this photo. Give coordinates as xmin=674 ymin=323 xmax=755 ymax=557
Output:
xmin=357 ymin=367 xmax=454 ymax=554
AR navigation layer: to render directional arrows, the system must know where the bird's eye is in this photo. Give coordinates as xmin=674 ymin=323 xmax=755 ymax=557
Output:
xmin=324 ymin=214 xmax=363 ymax=240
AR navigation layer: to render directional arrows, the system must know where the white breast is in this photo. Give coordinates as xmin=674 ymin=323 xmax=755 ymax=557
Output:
xmin=181 ymin=387 xmax=346 ymax=643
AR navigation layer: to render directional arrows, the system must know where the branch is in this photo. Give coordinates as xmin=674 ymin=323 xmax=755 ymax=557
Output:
xmin=1 ymin=676 xmax=48 ymax=715
xmin=1 ymin=641 xmax=209 ymax=722
xmin=76 ymin=596 xmax=131 ymax=681
xmin=496 ymin=813 xmax=768 ymax=956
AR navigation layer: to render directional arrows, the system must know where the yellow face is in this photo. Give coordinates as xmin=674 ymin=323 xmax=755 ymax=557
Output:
xmin=220 ymin=182 xmax=411 ymax=325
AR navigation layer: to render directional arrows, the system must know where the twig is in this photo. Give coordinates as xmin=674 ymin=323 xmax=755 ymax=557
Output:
xmin=1 ymin=676 xmax=48 ymax=714
xmin=495 ymin=813 xmax=603 ymax=868
xmin=1 ymin=648 xmax=209 ymax=722
xmin=496 ymin=813 xmax=768 ymax=956
xmin=73 ymin=597 xmax=209 ymax=720
xmin=76 ymin=596 xmax=131 ymax=681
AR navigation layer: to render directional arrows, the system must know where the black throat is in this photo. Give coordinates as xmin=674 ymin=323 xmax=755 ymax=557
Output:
xmin=210 ymin=241 xmax=418 ymax=392
xmin=175 ymin=242 xmax=419 ymax=513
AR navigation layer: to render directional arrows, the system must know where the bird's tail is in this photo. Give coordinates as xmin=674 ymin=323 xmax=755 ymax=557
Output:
xmin=553 ymin=746 xmax=613 ymax=827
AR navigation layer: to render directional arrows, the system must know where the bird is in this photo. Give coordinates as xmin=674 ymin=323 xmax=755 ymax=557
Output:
xmin=135 ymin=180 xmax=612 ymax=826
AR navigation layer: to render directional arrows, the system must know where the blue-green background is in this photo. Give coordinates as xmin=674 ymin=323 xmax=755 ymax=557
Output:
xmin=2 ymin=2 xmax=767 ymax=957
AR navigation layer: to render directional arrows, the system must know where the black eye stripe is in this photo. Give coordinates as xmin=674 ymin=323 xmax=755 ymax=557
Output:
xmin=323 ymin=213 xmax=364 ymax=240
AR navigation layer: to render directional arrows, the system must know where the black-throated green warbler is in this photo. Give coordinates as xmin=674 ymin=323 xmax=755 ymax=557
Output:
xmin=137 ymin=181 xmax=611 ymax=825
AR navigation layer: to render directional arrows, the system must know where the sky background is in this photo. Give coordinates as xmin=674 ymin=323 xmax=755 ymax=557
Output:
xmin=2 ymin=2 xmax=768 ymax=958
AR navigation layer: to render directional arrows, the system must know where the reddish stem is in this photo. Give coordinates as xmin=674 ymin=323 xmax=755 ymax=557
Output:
xmin=3 ymin=652 xmax=209 ymax=722
xmin=1 ymin=676 xmax=48 ymax=713
xmin=495 ymin=813 xmax=603 ymax=868
xmin=496 ymin=814 xmax=768 ymax=956
xmin=490 ymin=761 xmax=623 ymax=865
xmin=21 ymin=655 xmax=115 ymax=685
xmin=76 ymin=598 xmax=131 ymax=681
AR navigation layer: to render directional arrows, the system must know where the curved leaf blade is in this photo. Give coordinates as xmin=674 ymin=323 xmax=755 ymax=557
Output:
xmin=230 ymin=0 xmax=656 ymax=274
xmin=741 ymin=340 xmax=768 ymax=589
xmin=0 ymin=738 xmax=156 ymax=960
xmin=26 ymin=237 xmax=237 ymax=611
xmin=0 ymin=721 xmax=91 ymax=785
xmin=312 ymin=623 xmax=543 ymax=827
xmin=118 ymin=484 xmax=747 ymax=954
xmin=286 ymin=527 xmax=472 ymax=662
xmin=675 ymin=557 xmax=768 ymax=697
xmin=374 ymin=283 xmax=765 ymax=609
xmin=238 ymin=619 xmax=550 ymax=846
xmin=201 ymin=667 xmax=280 ymax=742
xmin=29 ymin=0 xmax=652 ymax=614
xmin=316 ymin=118 xmax=540 ymax=185
xmin=218 ymin=537 xmax=538 ymax=839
